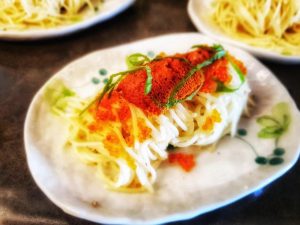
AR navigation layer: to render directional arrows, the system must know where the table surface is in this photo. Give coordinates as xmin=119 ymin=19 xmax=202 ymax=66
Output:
xmin=0 ymin=1 xmax=299 ymax=225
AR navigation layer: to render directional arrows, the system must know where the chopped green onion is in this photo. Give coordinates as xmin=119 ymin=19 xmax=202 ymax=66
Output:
xmin=165 ymin=46 xmax=226 ymax=108
xmin=144 ymin=65 xmax=153 ymax=94
xmin=126 ymin=53 xmax=150 ymax=69
xmin=79 ymin=67 xmax=141 ymax=116
xmin=217 ymin=59 xmax=245 ymax=93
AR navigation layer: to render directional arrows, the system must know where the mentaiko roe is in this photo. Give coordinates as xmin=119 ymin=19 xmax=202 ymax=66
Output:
xmin=168 ymin=152 xmax=196 ymax=172
xmin=116 ymin=47 xmax=246 ymax=115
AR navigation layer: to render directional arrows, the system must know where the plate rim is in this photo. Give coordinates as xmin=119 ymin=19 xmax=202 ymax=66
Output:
xmin=23 ymin=32 xmax=300 ymax=225
xmin=0 ymin=0 xmax=135 ymax=41
xmin=187 ymin=0 xmax=300 ymax=64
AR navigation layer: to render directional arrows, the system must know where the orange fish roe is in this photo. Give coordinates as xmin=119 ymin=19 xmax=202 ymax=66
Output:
xmin=137 ymin=118 xmax=152 ymax=142
xmin=117 ymin=69 xmax=161 ymax=115
xmin=128 ymin=177 xmax=143 ymax=189
xmin=202 ymin=109 xmax=222 ymax=132
xmin=91 ymin=90 xmax=152 ymax=150
xmin=121 ymin=121 xmax=134 ymax=146
xmin=103 ymin=132 xmax=134 ymax=166
xmin=88 ymin=123 xmax=98 ymax=132
xmin=168 ymin=152 xmax=196 ymax=172
xmin=177 ymin=47 xmax=211 ymax=65
xmin=106 ymin=133 xmax=119 ymax=143
xmin=116 ymin=47 xmax=246 ymax=113
xmin=229 ymin=55 xmax=247 ymax=75
xmin=87 ymin=122 xmax=104 ymax=133
xmin=117 ymin=56 xmax=206 ymax=114
xmin=149 ymin=58 xmax=205 ymax=105
xmin=95 ymin=92 xmax=131 ymax=122
xmin=77 ymin=130 xmax=86 ymax=140
xmin=201 ymin=58 xmax=232 ymax=93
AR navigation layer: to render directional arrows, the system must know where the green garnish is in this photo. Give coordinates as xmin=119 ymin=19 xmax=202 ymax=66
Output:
xmin=212 ymin=44 xmax=225 ymax=52
xmin=191 ymin=44 xmax=206 ymax=49
xmin=80 ymin=67 xmax=141 ymax=116
xmin=97 ymin=68 xmax=140 ymax=102
xmin=184 ymin=85 xmax=203 ymax=101
xmin=216 ymin=59 xmax=245 ymax=93
xmin=126 ymin=53 xmax=154 ymax=94
xmin=191 ymin=44 xmax=221 ymax=51
xmin=145 ymin=65 xmax=153 ymax=94
xmin=164 ymin=45 xmax=226 ymax=108
xmin=152 ymin=56 xmax=190 ymax=64
xmin=126 ymin=53 xmax=150 ymax=69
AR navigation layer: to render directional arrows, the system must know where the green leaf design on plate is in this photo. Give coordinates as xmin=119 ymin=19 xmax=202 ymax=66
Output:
xmin=256 ymin=116 xmax=280 ymax=127
xmin=269 ymin=157 xmax=284 ymax=165
xmin=44 ymin=79 xmax=76 ymax=115
xmin=237 ymin=128 xmax=247 ymax=136
xmin=92 ymin=77 xmax=100 ymax=84
xmin=99 ymin=68 xmax=108 ymax=76
xmin=255 ymin=156 xmax=268 ymax=165
xmin=273 ymin=148 xmax=285 ymax=156
xmin=257 ymin=126 xmax=284 ymax=138
xmin=256 ymin=102 xmax=290 ymax=139
xmin=272 ymin=102 xmax=290 ymax=125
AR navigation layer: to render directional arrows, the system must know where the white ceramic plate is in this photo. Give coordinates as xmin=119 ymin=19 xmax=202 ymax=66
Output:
xmin=24 ymin=33 xmax=300 ymax=224
xmin=0 ymin=0 xmax=135 ymax=40
xmin=187 ymin=0 xmax=300 ymax=63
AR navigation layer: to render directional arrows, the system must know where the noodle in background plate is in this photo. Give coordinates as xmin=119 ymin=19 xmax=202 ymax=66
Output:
xmin=0 ymin=0 xmax=102 ymax=30
xmin=211 ymin=0 xmax=300 ymax=55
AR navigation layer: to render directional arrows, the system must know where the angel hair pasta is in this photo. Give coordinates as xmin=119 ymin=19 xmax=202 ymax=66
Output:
xmin=211 ymin=0 xmax=300 ymax=55
xmin=0 ymin=0 xmax=101 ymax=30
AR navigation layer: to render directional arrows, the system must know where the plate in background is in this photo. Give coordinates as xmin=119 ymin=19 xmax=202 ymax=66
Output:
xmin=187 ymin=0 xmax=300 ymax=63
xmin=0 ymin=0 xmax=135 ymax=40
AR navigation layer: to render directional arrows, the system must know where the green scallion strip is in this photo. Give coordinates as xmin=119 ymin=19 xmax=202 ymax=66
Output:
xmin=126 ymin=53 xmax=150 ymax=69
xmin=165 ymin=46 xmax=226 ymax=108
xmin=144 ymin=65 xmax=153 ymax=94
xmin=191 ymin=44 xmax=208 ymax=49
xmin=184 ymin=82 xmax=203 ymax=101
xmin=216 ymin=59 xmax=245 ymax=93
xmin=80 ymin=45 xmax=230 ymax=115
xmin=79 ymin=67 xmax=141 ymax=116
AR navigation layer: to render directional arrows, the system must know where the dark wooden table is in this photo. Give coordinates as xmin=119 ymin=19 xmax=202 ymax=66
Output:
xmin=0 ymin=1 xmax=299 ymax=225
